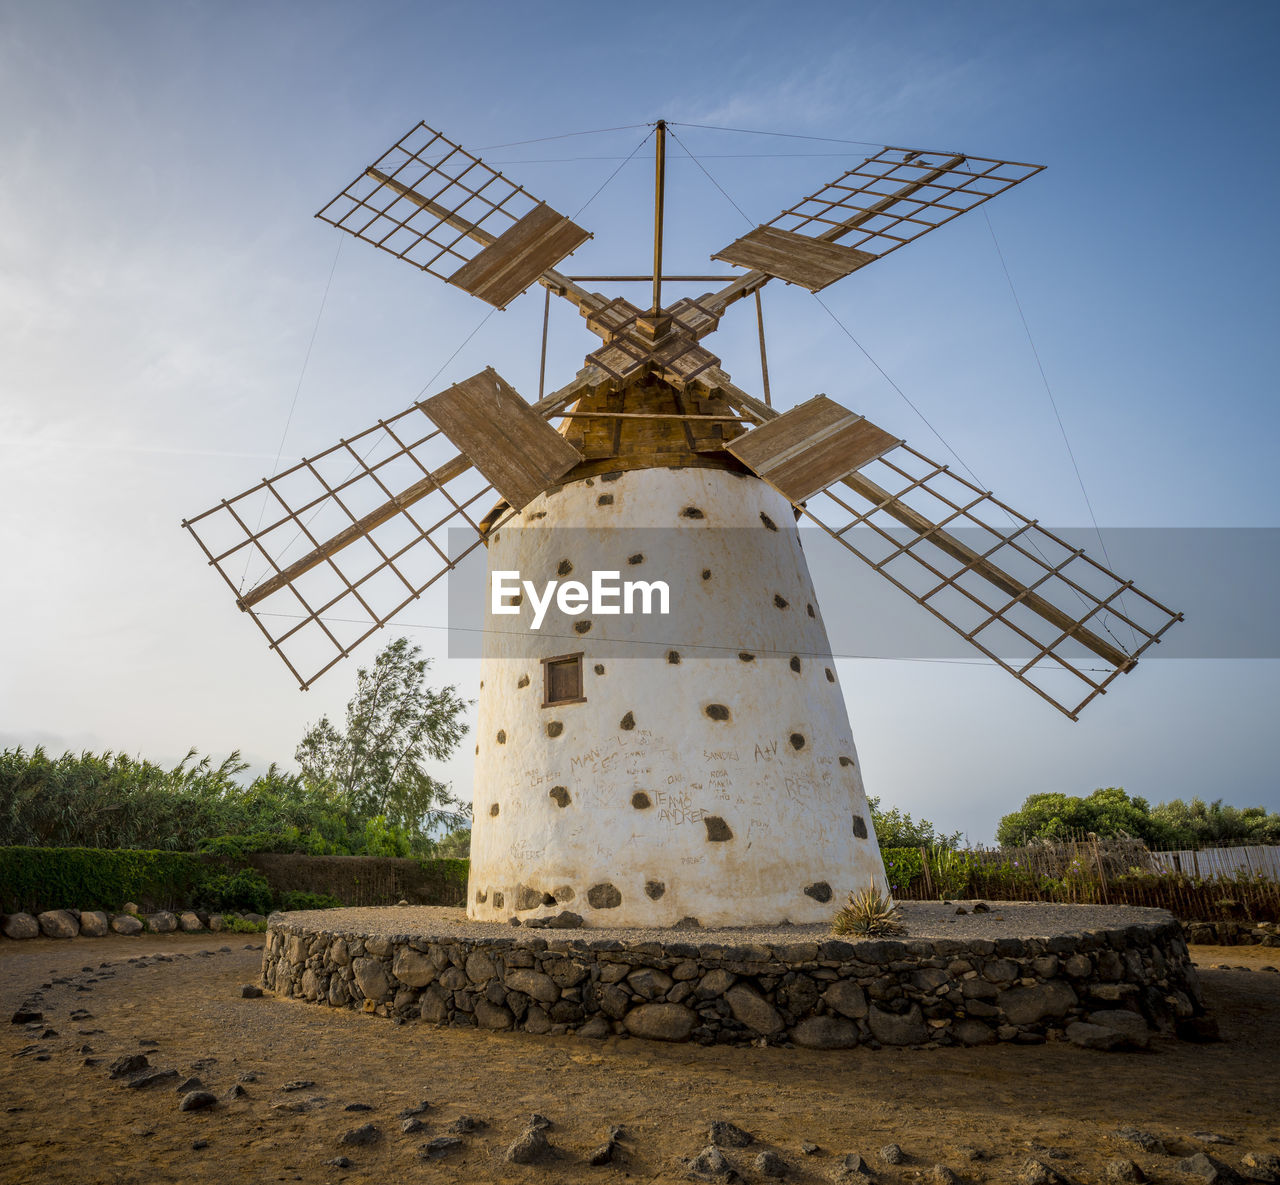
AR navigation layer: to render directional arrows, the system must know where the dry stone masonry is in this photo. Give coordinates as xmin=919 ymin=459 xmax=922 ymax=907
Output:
xmin=264 ymin=910 xmax=1207 ymax=1049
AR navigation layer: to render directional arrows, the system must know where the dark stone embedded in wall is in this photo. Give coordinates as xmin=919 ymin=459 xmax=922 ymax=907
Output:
xmin=594 ymin=664 xmax=605 ymax=675
xmin=515 ymin=885 xmax=543 ymax=911
xmin=475 ymin=889 xmax=487 ymax=904
xmin=491 ymin=891 xmax=504 ymax=908
xmin=553 ymin=885 xmax=575 ymax=902
xmin=681 ymin=506 xmax=704 ymax=519
xmin=789 ymin=656 xmax=801 ymax=673
xmin=738 ymin=652 xmax=755 ymax=663
xmin=587 ymin=883 xmax=622 ymax=909
xmin=826 ymin=668 xmax=835 ymax=683
xmin=597 ymin=494 xmax=614 ymax=506
xmin=760 ymin=512 xmax=778 ymax=531
xmin=549 ymin=786 xmax=571 ymax=808
xmin=839 ymin=756 xmax=855 ymax=767
xmin=807 ymin=603 xmax=816 ymax=618
xmin=518 ymin=674 xmax=530 ymax=688
xmin=620 ymin=711 xmax=636 ymax=730
xmin=774 ymin=594 xmax=789 ymax=609
xmin=705 ymin=704 xmax=731 ymax=722
xmin=628 ymin=553 xmax=644 ymax=565
xmin=789 ymin=733 xmax=806 ymax=750
xmin=489 ymin=803 xmax=500 ymax=817
xmin=804 ymin=881 xmax=833 ymax=903
xmin=667 ymin=651 xmax=681 ymax=664
xmin=546 ymin=721 xmax=564 ymax=738
xmin=701 ymin=569 xmax=712 ymax=581
xmin=496 ymin=730 xmax=507 ymax=744
xmin=704 ymin=816 xmax=733 ymax=842
xmin=631 ymin=792 xmax=651 ymax=809
xmin=601 ymin=471 xmax=622 ymax=483
xmin=557 ymin=559 xmax=573 ymax=576
xmin=574 ymin=620 xmax=591 ymax=634
xmin=852 ymin=814 xmax=868 ymax=839
xmin=645 ymin=880 xmax=665 ymax=899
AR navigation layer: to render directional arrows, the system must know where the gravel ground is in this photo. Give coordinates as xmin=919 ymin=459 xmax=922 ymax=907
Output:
xmin=274 ymin=899 xmax=1174 ymax=946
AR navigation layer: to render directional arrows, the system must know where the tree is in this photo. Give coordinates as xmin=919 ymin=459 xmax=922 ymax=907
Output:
xmin=436 ymin=827 xmax=471 ymax=860
xmin=1149 ymin=797 xmax=1280 ymax=847
xmin=295 ymin=638 xmax=470 ymax=848
xmin=995 ymin=787 xmax=1173 ymax=847
xmin=866 ymin=795 xmax=961 ymax=849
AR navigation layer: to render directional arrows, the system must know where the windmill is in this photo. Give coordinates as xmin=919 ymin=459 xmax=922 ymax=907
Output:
xmin=184 ymin=121 xmax=1181 ymax=928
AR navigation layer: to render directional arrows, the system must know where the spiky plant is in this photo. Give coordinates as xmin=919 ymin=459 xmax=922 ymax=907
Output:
xmin=831 ymin=887 xmax=907 ymax=937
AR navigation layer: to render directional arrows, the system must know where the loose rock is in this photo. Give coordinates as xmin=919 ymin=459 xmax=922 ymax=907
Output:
xmin=506 ymin=1126 xmax=552 ymax=1164
xmin=689 ymin=1145 xmax=732 ymax=1177
xmin=179 ymin=1091 xmax=217 ymax=1112
xmin=756 ymin=1149 xmax=788 ymax=1177
xmin=880 ymin=1144 xmax=906 ymax=1165
xmin=419 ymin=1136 xmax=463 ymax=1159
xmin=1178 ymin=1154 xmax=1241 ymax=1184
xmin=709 ymin=1120 xmax=753 ymax=1148
xmin=339 ymin=1123 xmax=382 ymax=1147
xmin=1106 ymin=1159 xmax=1146 ymax=1182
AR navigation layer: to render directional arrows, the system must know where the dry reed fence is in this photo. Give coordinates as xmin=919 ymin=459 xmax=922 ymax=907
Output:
xmin=892 ymin=837 xmax=1280 ymax=922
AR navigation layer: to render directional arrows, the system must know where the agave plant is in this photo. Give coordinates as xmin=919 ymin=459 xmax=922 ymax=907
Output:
xmin=832 ymin=886 xmax=907 ymax=937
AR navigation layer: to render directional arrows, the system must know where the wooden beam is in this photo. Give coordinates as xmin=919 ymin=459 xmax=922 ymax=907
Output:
xmin=698 ymin=368 xmax=1134 ymax=671
xmin=368 ymin=168 xmax=608 ymax=328
xmin=697 ymin=156 xmax=965 ymax=331
xmin=236 ymin=370 xmax=599 ymax=610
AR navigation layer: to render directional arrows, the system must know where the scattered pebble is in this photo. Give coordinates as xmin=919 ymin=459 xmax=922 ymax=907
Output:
xmin=240 ymin=985 xmax=263 ymax=999
xmin=418 ymin=1136 xmax=462 ymax=1159
xmin=344 ymin=1102 xmax=373 ymax=1112
xmin=401 ymin=1117 xmax=426 ymax=1134
xmin=881 ymin=1143 xmax=906 ymax=1165
xmin=281 ymin=1079 xmax=315 ymax=1092
xmin=1114 ymin=1130 xmax=1167 ymax=1156
xmin=448 ymin=1115 xmax=486 ymax=1134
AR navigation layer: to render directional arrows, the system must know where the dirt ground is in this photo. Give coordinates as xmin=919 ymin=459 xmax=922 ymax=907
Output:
xmin=0 ymin=934 xmax=1276 ymax=1185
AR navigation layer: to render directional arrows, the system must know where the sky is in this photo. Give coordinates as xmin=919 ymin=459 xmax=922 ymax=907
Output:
xmin=1 ymin=0 xmax=1277 ymax=844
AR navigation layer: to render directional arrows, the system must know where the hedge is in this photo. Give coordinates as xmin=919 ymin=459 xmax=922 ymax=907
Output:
xmin=0 ymin=847 xmax=206 ymax=914
xmin=0 ymin=847 xmax=472 ymax=915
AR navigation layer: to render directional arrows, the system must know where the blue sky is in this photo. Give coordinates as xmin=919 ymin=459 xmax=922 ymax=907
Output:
xmin=1 ymin=0 xmax=1277 ymax=842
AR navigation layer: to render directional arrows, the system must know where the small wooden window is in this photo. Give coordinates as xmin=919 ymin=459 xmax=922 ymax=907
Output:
xmin=542 ymin=652 xmax=586 ymax=707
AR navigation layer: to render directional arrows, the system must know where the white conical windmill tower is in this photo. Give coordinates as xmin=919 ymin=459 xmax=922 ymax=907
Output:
xmin=184 ymin=120 xmax=1181 ymax=928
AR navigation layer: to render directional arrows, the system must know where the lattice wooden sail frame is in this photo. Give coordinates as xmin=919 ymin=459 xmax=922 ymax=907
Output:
xmin=183 ymin=401 xmax=508 ymax=689
xmin=713 ymin=147 xmax=1043 ymax=287
xmin=316 ymin=123 xmax=589 ymax=308
xmin=797 ymin=443 xmax=1182 ymax=720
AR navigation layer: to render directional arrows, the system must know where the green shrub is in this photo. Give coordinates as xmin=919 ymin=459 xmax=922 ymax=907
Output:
xmin=220 ymin=915 xmax=269 ymax=933
xmin=0 ymin=846 xmax=205 ymax=914
xmin=880 ymin=847 xmax=925 ymax=895
xmin=832 ymin=887 xmax=907 ymax=936
xmin=195 ymin=868 xmax=273 ymax=915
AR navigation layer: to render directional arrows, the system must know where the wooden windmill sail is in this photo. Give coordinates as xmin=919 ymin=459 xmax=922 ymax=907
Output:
xmin=184 ymin=119 xmax=1180 ymax=721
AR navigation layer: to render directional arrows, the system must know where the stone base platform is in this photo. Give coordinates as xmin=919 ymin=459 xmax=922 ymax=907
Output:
xmin=263 ymin=902 xmax=1209 ymax=1049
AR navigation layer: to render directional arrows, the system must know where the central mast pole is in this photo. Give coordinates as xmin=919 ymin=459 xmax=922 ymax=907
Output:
xmin=651 ymin=119 xmax=667 ymax=315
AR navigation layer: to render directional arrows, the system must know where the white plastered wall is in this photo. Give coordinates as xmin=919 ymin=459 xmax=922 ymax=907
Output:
xmin=467 ymin=466 xmax=888 ymax=927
